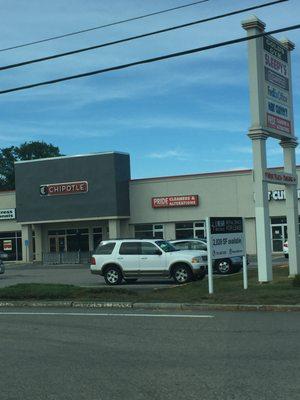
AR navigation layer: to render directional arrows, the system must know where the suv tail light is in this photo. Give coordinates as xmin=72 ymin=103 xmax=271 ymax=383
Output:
xmin=283 ymin=242 xmax=288 ymax=248
xmin=90 ymin=257 xmax=96 ymax=265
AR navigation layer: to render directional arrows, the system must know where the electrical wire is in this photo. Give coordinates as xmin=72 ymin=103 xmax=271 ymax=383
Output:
xmin=0 ymin=0 xmax=210 ymax=52
xmin=0 ymin=0 xmax=288 ymax=72
xmin=0 ymin=23 xmax=298 ymax=95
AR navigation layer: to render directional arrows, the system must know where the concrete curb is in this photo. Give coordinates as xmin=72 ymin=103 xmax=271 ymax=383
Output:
xmin=0 ymin=301 xmax=299 ymax=312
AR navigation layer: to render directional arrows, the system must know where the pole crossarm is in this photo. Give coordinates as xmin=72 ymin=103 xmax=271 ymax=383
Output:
xmin=248 ymin=129 xmax=269 ymax=141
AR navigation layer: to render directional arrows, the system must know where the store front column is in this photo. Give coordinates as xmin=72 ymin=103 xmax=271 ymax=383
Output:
xmin=33 ymin=224 xmax=42 ymax=262
xmin=108 ymin=219 xmax=121 ymax=239
xmin=88 ymin=227 xmax=94 ymax=251
xmin=164 ymin=223 xmax=176 ymax=240
xmin=21 ymin=224 xmax=33 ymax=263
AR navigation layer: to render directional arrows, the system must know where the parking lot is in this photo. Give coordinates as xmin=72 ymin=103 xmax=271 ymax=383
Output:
xmin=0 ymin=255 xmax=287 ymax=289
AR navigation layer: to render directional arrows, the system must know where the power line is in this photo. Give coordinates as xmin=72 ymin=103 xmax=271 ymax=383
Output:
xmin=0 ymin=0 xmax=210 ymax=53
xmin=0 ymin=0 xmax=288 ymax=72
xmin=1 ymin=23 xmax=298 ymax=96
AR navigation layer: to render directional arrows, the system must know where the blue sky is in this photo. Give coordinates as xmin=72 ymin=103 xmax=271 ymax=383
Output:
xmin=1 ymin=0 xmax=300 ymax=178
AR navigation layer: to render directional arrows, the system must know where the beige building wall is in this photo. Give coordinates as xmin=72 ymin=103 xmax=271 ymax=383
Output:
xmin=130 ymin=171 xmax=255 ymax=224
xmin=244 ymin=218 xmax=257 ymax=254
xmin=0 ymin=191 xmax=22 ymax=232
xmin=129 ymin=168 xmax=300 ymax=254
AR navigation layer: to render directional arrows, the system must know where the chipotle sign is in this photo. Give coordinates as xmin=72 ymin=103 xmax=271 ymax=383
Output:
xmin=152 ymin=195 xmax=199 ymax=208
xmin=40 ymin=181 xmax=88 ymax=196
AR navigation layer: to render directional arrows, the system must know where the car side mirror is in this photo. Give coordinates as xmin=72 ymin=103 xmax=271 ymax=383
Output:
xmin=155 ymin=249 xmax=162 ymax=255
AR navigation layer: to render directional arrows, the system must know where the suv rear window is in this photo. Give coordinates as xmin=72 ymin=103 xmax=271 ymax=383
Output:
xmin=119 ymin=242 xmax=140 ymax=255
xmin=95 ymin=242 xmax=116 ymax=255
xmin=191 ymin=241 xmax=207 ymax=251
xmin=173 ymin=241 xmax=190 ymax=250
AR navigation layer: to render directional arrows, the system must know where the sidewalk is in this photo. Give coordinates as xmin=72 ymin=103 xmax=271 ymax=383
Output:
xmin=0 ymin=300 xmax=299 ymax=312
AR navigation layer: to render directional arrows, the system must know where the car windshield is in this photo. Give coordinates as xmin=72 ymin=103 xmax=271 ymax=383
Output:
xmin=155 ymin=240 xmax=179 ymax=252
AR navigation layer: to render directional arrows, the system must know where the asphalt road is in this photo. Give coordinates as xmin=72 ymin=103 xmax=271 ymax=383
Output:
xmin=0 ymin=256 xmax=287 ymax=289
xmin=0 ymin=308 xmax=299 ymax=400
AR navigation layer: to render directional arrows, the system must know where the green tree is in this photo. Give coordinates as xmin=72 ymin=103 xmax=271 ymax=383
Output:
xmin=0 ymin=141 xmax=62 ymax=190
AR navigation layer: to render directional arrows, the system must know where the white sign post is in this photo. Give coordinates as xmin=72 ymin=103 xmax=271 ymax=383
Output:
xmin=243 ymin=255 xmax=248 ymax=290
xmin=242 ymin=16 xmax=300 ymax=280
xmin=207 ymin=217 xmax=246 ymax=294
xmin=206 ymin=217 xmax=214 ymax=294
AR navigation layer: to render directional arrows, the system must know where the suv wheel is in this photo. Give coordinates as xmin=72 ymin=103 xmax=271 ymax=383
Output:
xmin=216 ymin=259 xmax=233 ymax=275
xmin=104 ymin=266 xmax=123 ymax=285
xmin=172 ymin=264 xmax=192 ymax=284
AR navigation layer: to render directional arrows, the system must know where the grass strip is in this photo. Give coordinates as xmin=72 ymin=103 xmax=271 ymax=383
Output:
xmin=0 ymin=266 xmax=299 ymax=305
xmin=144 ymin=267 xmax=300 ymax=304
xmin=0 ymin=283 xmax=138 ymax=301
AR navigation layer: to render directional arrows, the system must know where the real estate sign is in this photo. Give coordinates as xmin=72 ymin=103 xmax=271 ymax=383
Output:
xmin=208 ymin=217 xmax=245 ymax=260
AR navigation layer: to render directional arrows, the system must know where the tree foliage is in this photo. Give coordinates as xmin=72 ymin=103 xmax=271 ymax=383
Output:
xmin=0 ymin=141 xmax=62 ymax=190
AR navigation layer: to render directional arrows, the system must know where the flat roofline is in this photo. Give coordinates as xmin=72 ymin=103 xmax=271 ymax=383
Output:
xmin=131 ymin=165 xmax=298 ymax=182
xmin=14 ymin=151 xmax=129 ymax=164
xmin=131 ymin=168 xmax=253 ymax=182
xmin=18 ymin=215 xmax=130 ymax=224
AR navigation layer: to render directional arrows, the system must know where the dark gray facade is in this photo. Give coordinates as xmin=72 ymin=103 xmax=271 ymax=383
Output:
xmin=15 ymin=152 xmax=130 ymax=223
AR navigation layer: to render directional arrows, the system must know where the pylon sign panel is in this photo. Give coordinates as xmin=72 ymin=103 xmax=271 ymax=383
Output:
xmin=263 ymin=170 xmax=297 ymax=185
xmin=207 ymin=217 xmax=245 ymax=260
xmin=263 ymin=36 xmax=293 ymax=139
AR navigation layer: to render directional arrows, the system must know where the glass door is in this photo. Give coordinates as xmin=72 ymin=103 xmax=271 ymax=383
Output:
xmin=49 ymin=236 xmax=57 ymax=252
xmin=58 ymin=236 xmax=66 ymax=252
xmin=271 ymin=225 xmax=287 ymax=252
xmin=49 ymin=236 xmax=66 ymax=252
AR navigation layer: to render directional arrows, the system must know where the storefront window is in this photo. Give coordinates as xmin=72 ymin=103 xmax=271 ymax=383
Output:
xmin=270 ymin=217 xmax=287 ymax=224
xmin=93 ymin=227 xmax=102 ymax=250
xmin=48 ymin=229 xmax=89 ymax=252
xmin=175 ymin=221 xmax=206 ymax=239
xmin=0 ymin=231 xmax=22 ymax=261
xmin=134 ymin=224 xmax=164 ymax=239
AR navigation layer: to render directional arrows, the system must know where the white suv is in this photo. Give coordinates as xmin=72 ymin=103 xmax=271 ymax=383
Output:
xmin=90 ymin=239 xmax=207 ymax=285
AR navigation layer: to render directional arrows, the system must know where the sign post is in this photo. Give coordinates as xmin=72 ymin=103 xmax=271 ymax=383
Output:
xmin=242 ymin=16 xmax=300 ymax=280
xmin=279 ymin=38 xmax=300 ymax=277
xmin=206 ymin=217 xmax=213 ymax=294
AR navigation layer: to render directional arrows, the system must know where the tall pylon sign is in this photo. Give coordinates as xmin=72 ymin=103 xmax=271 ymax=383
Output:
xmin=242 ymin=16 xmax=300 ymax=281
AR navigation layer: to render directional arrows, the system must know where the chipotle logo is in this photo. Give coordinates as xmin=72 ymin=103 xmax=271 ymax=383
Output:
xmin=40 ymin=181 xmax=88 ymax=196
xmin=152 ymin=195 xmax=199 ymax=208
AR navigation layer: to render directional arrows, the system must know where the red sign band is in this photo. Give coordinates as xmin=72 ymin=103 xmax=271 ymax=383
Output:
xmin=40 ymin=181 xmax=88 ymax=196
xmin=267 ymin=113 xmax=291 ymax=134
xmin=152 ymin=195 xmax=199 ymax=208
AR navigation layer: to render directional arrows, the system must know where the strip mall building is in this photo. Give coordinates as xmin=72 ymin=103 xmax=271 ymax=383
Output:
xmin=0 ymin=151 xmax=297 ymax=263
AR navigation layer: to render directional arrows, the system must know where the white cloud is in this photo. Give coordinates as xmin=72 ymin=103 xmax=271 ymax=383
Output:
xmin=147 ymin=149 xmax=188 ymax=161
